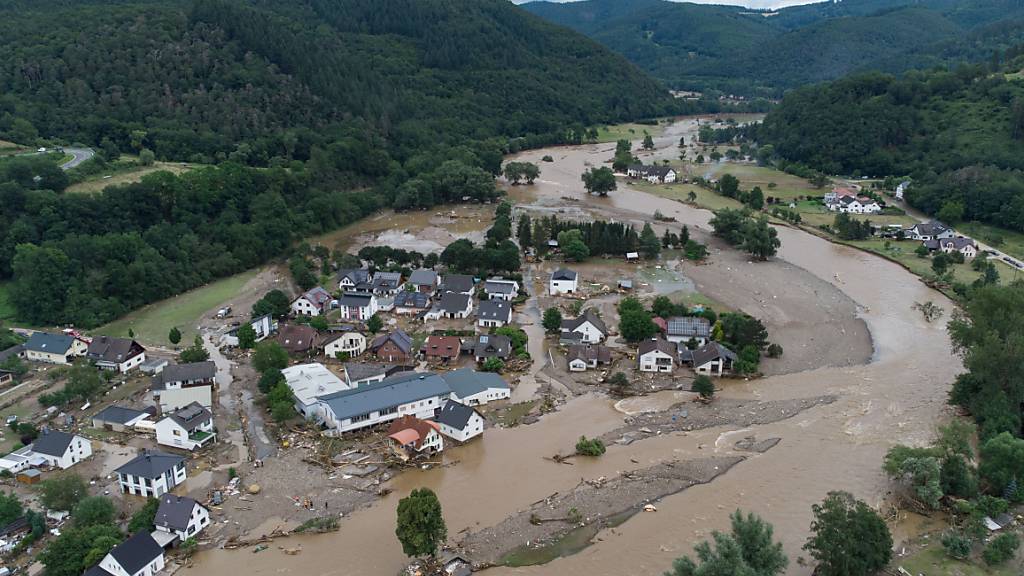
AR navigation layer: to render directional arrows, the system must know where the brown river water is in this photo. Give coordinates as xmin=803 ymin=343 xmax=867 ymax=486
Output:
xmin=192 ymin=118 xmax=958 ymax=575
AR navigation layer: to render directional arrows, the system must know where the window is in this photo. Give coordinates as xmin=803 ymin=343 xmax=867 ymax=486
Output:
xmin=380 ymin=406 xmax=397 ymax=416
xmin=351 ymin=414 xmax=371 ymax=423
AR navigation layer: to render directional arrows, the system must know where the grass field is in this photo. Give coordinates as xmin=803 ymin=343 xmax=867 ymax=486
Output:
xmin=956 ymin=221 xmax=1024 ymax=261
xmin=630 ymin=180 xmax=743 ymax=211
xmin=66 ymin=162 xmax=193 ymax=194
xmin=595 ymin=121 xmax=666 ymax=143
xmin=846 ymin=238 xmax=1017 ymax=286
xmin=95 ymin=269 xmax=258 ymax=346
xmin=896 ymin=545 xmax=1021 ymax=576
xmin=703 ymin=162 xmax=820 ymax=201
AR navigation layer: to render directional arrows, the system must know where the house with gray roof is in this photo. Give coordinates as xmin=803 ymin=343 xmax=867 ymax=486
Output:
xmin=156 ymin=402 xmax=216 ymax=451
xmin=343 ymin=363 xmax=412 ymax=387
xmin=425 ymin=292 xmax=472 ymax=320
xmin=369 ymin=329 xmax=414 ymax=363
xmin=154 ymin=494 xmax=210 ymax=543
xmin=87 ymin=336 xmax=147 ymax=373
xmin=337 ymin=268 xmax=372 ymax=292
xmin=394 ymin=290 xmax=432 ymax=314
xmin=337 ymin=292 xmax=379 ymax=321
xmin=0 ymin=344 xmax=25 ymax=365
xmin=151 ymin=361 xmax=216 ymax=413
xmin=484 ymin=277 xmax=520 ymax=301
xmin=407 ymin=269 xmax=439 ymax=295
xmin=318 ymin=372 xmax=452 ymax=433
xmin=24 ymin=332 xmax=87 ymax=365
xmin=679 ymin=342 xmax=737 ymax=376
xmin=372 ymin=272 xmax=403 ymax=296
xmin=638 ymin=338 xmax=676 ymax=373
xmin=443 ymin=368 xmax=510 ymax=405
xmin=566 ymin=344 xmax=611 ymax=372
xmin=626 ymin=164 xmax=677 ymax=184
xmin=665 ymin=316 xmax=711 ymax=346
xmin=549 ymin=268 xmax=578 ymax=295
xmin=561 ymin=309 xmax=608 ymax=344
xmin=86 ymin=531 xmax=165 ymax=576
xmin=440 ymin=274 xmax=475 ymax=295
xmin=92 ymin=406 xmax=152 ymax=432
xmin=906 ymin=221 xmax=954 ymax=241
xmin=291 ymin=286 xmax=334 ymax=317
xmin=470 ymin=334 xmax=511 ymax=362
xmin=115 ymin=450 xmax=187 ymax=498
xmin=30 ymin=429 xmax=92 ymax=469
xmin=478 ymin=300 xmax=512 ymax=328
xmin=435 ymin=401 xmax=485 ymax=443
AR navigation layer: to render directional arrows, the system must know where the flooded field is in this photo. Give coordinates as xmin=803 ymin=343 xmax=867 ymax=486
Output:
xmin=192 ymin=116 xmax=959 ymax=576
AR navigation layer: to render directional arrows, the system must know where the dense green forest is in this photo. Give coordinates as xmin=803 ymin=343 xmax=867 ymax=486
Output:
xmin=523 ymin=0 xmax=1024 ymax=97
xmin=0 ymin=0 xmax=686 ymax=328
xmin=754 ymin=57 xmax=1024 ymax=232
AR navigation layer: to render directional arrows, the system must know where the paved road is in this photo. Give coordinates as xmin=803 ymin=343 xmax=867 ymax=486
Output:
xmin=60 ymin=147 xmax=94 ymax=170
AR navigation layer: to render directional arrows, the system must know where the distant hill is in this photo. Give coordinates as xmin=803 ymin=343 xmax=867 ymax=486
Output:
xmin=522 ymin=0 xmax=1024 ymax=96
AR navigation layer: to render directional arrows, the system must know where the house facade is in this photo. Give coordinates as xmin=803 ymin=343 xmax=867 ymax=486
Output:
xmin=115 ymin=451 xmax=187 ymax=498
xmin=24 ymin=332 xmax=87 ymax=365
xmin=371 ymin=272 xmax=403 ymax=296
xmin=681 ymin=342 xmax=738 ymax=376
xmin=484 ymin=278 xmax=519 ymax=301
xmin=470 ymin=334 xmax=511 ymax=362
xmin=393 ymin=290 xmax=431 ymax=315
xmin=830 ymin=195 xmax=881 ymax=214
xmin=406 ymin=269 xmax=439 ymax=296
xmin=151 ymin=362 xmax=216 ymax=413
xmin=369 ymin=330 xmax=414 ymax=363
xmin=906 ymin=221 xmax=954 ymax=241
xmin=386 ymin=416 xmax=444 ymax=460
xmin=435 ymin=401 xmax=485 ymax=443
xmin=422 ymin=336 xmax=461 ymax=363
xmin=626 ymin=164 xmax=677 ymax=184
xmin=30 ymin=430 xmax=92 ymax=469
xmin=444 ymin=368 xmax=511 ymax=406
xmin=549 ymin=269 xmax=578 ymax=295
xmin=638 ymin=339 xmax=676 ymax=373
xmin=433 ymin=293 xmax=473 ymax=319
xmin=338 ymin=293 xmax=379 ymax=321
xmin=478 ymin=300 xmax=512 ymax=328
xmin=220 ymin=314 xmax=277 ymax=347
xmin=154 ymin=494 xmax=210 ymax=544
xmin=89 ymin=532 xmax=165 ymax=576
xmin=324 ymin=330 xmax=367 ymax=359
xmin=936 ymin=237 xmax=978 ymax=258
xmin=566 ymin=344 xmax=611 ymax=372
xmin=337 ymin=269 xmax=372 ymax=292
xmin=439 ymin=274 xmax=474 ymax=295
xmin=318 ymin=372 xmax=452 ymax=433
xmin=87 ymin=336 xmax=147 ymax=372
xmin=155 ymin=403 xmax=216 ymax=451
xmin=291 ymin=286 xmax=333 ymax=317
xmin=560 ymin=309 xmax=607 ymax=344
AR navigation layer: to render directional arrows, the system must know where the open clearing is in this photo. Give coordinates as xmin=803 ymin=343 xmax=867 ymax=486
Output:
xmin=897 ymin=546 xmax=1019 ymax=576
xmin=66 ymin=162 xmax=193 ymax=194
xmin=596 ymin=121 xmax=665 ymax=143
xmin=95 ymin=269 xmax=259 ymax=346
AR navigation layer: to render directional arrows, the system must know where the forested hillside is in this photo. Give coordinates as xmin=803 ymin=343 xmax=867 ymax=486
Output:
xmin=754 ymin=56 xmax=1024 ymax=232
xmin=523 ymin=0 xmax=1024 ymax=96
xmin=0 ymin=0 xmax=678 ymax=327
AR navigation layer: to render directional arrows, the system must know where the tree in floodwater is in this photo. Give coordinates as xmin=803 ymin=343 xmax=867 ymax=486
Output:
xmin=582 ymin=166 xmax=616 ymax=196
xmin=665 ymin=510 xmax=787 ymax=576
xmin=395 ymin=488 xmax=447 ymax=558
xmin=803 ymin=491 xmax=891 ymax=576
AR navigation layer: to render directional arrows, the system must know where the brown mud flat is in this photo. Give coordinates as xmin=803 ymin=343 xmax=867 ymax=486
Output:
xmin=602 ymin=395 xmax=837 ymax=446
xmin=456 ymin=456 xmax=745 ymax=568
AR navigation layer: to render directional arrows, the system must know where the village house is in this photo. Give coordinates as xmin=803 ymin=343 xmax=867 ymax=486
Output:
xmin=337 ymin=268 xmax=372 ymax=292
xmin=406 ymin=269 xmax=439 ymax=296
xmin=151 ymin=361 xmax=216 ymax=413
xmin=323 ymin=328 xmax=367 ymax=359
xmin=549 ymin=268 xmax=578 ymax=295
xmin=0 ymin=370 xmax=12 ymax=387
xmin=393 ymin=290 xmax=432 ymax=315
xmin=86 ymin=336 xmax=147 ymax=373
xmin=560 ymin=309 xmax=608 ymax=344
xmin=439 ymin=274 xmax=475 ymax=295
xmin=139 ymin=357 xmax=169 ymax=375
xmin=929 ymin=236 xmax=978 ymax=259
xmin=665 ymin=316 xmax=711 ymax=347
xmin=626 ymin=164 xmax=677 ymax=184
xmin=371 ymin=272 xmax=403 ymax=296
xmin=92 ymin=406 xmax=152 ymax=432
xmin=276 ymin=323 xmax=321 ymax=356
xmin=30 ymin=429 xmax=92 ymax=469
xmin=318 ymin=372 xmax=452 ymax=433
xmin=368 ymin=329 xmax=414 ymax=363
xmin=470 ymin=334 xmax=511 ymax=362
xmin=290 ymin=286 xmax=333 ymax=317
xmin=337 ymin=292 xmax=379 ymax=321
xmin=281 ymin=363 xmax=348 ymax=421
xmin=823 ymin=186 xmax=857 ymax=204
xmin=478 ymin=300 xmax=513 ymax=328
xmin=84 ymin=532 xmax=165 ymax=576
xmin=0 ymin=344 xmax=25 ymax=366
xmin=444 ymin=368 xmax=511 ymax=405
xmin=895 ymin=180 xmax=910 ymax=200
xmin=154 ymin=494 xmax=210 ymax=544
xmin=343 ymin=363 xmax=411 ymax=387
xmin=566 ymin=344 xmax=611 ymax=372
xmin=426 ymin=292 xmax=473 ymax=320
xmin=435 ymin=401 xmax=485 ymax=443
xmin=680 ymin=341 xmax=738 ymax=376
xmin=387 ymin=416 xmax=444 ymax=461
xmin=23 ymin=332 xmax=87 ymax=365
xmin=638 ymin=338 xmax=676 ymax=373
xmin=906 ymin=221 xmax=954 ymax=241
xmin=155 ymin=403 xmax=216 ymax=451
xmin=422 ymin=336 xmax=461 ymax=363
xmin=220 ymin=314 xmax=277 ymax=347
xmin=484 ymin=278 xmax=520 ymax=301
xmin=829 ymin=195 xmax=881 ymax=214
xmin=115 ymin=450 xmax=187 ymax=498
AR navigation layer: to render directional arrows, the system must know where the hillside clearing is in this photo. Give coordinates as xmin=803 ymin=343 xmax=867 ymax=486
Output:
xmin=66 ymin=162 xmax=193 ymax=194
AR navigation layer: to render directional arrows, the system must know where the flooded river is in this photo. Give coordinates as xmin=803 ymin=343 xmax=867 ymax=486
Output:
xmin=192 ymin=118 xmax=957 ymax=575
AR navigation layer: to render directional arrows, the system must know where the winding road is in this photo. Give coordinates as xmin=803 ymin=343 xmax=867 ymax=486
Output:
xmin=59 ymin=147 xmax=94 ymax=170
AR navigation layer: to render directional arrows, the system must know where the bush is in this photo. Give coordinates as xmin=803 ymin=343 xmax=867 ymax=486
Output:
xmin=575 ymin=436 xmax=606 ymax=457
xmin=941 ymin=530 xmax=972 ymax=559
xmin=481 ymin=357 xmax=504 ymax=373
xmin=541 ymin=155 xmax=553 ymax=162
xmin=982 ymin=533 xmax=1019 ymax=566
xmin=692 ymin=375 xmax=714 ymax=400
xmin=294 ymin=516 xmax=340 ymax=533
xmin=766 ymin=343 xmax=783 ymax=358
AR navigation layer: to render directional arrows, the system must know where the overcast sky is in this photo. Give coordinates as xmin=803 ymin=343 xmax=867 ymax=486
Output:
xmin=512 ymin=0 xmax=824 ymax=8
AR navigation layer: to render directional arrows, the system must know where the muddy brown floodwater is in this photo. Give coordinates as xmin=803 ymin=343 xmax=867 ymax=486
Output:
xmin=192 ymin=118 xmax=959 ymax=576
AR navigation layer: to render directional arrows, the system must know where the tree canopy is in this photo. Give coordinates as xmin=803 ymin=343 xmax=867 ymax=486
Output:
xmin=395 ymin=487 xmax=447 ymax=558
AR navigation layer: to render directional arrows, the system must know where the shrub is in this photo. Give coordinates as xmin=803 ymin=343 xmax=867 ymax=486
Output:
xmin=766 ymin=343 xmax=783 ymax=358
xmin=982 ymin=533 xmax=1019 ymax=565
xmin=692 ymin=375 xmax=714 ymax=400
xmin=941 ymin=530 xmax=972 ymax=559
xmin=575 ymin=436 xmax=606 ymax=457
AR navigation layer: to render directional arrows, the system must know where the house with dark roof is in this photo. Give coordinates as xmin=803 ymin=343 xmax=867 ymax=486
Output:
xmin=369 ymin=329 xmax=414 ymax=363
xmin=443 ymin=368 xmax=510 ymax=406
xmin=549 ymin=268 xmax=578 ymax=295
xmin=87 ymin=531 xmax=165 ymax=576
xmin=338 ymin=292 xmax=379 ymax=321
xmin=87 ymin=336 xmax=147 ymax=373
xmin=679 ymin=342 xmax=737 ymax=376
xmin=92 ymin=406 xmax=152 ymax=432
xmin=626 ymin=164 xmax=677 ymax=184
xmin=386 ymin=416 xmax=443 ymax=461
xmin=337 ymin=268 xmax=372 ymax=292
xmin=483 ymin=278 xmax=519 ymax=301
xmin=372 ymin=272 xmax=403 ymax=296
xmin=478 ymin=300 xmax=513 ymax=328
xmin=906 ymin=221 xmax=954 ymax=241
xmin=291 ymin=286 xmax=334 ymax=317
xmin=0 ymin=344 xmax=25 ymax=365
xmin=30 ymin=429 xmax=92 ymax=469
xmin=439 ymin=274 xmax=475 ymax=295
xmin=406 ymin=269 xmax=439 ymax=296
xmin=276 ymin=323 xmax=321 ymax=356
xmin=421 ymin=336 xmax=461 ymax=363
xmin=932 ymin=236 xmax=978 ymax=259
xmin=342 ymin=363 xmax=411 ymax=387
xmin=115 ymin=450 xmax=187 ymax=498
xmin=560 ymin=309 xmax=607 ymax=344
xmin=425 ymin=292 xmax=473 ymax=320
xmin=318 ymin=372 xmax=452 ymax=433
xmin=666 ymin=316 xmax=711 ymax=346
xmin=24 ymin=332 xmax=87 ymax=365
xmin=435 ymin=401 xmax=485 ymax=443
xmin=638 ymin=338 xmax=676 ymax=373
xmin=393 ymin=290 xmax=431 ymax=315
xmin=566 ymin=344 xmax=611 ymax=372
xmin=154 ymin=494 xmax=210 ymax=543
xmin=151 ymin=361 xmax=216 ymax=413
xmin=155 ymin=403 xmax=216 ymax=451
xmin=470 ymin=334 xmax=511 ymax=362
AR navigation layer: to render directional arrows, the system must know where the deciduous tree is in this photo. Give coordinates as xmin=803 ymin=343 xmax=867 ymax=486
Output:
xmin=395 ymin=488 xmax=447 ymax=558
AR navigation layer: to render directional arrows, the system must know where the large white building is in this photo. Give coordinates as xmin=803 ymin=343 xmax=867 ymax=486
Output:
xmin=324 ymin=329 xmax=367 ymax=359
xmin=337 ymin=293 xmax=379 ymax=321
xmin=281 ymin=363 xmax=349 ymax=421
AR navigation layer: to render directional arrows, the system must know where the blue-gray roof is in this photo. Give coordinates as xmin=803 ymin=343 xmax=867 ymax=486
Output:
xmin=407 ymin=269 xmax=438 ymax=286
xmin=443 ymin=368 xmax=509 ymax=399
xmin=115 ymin=451 xmax=185 ymax=479
xmin=478 ymin=300 xmax=512 ymax=321
xmin=108 ymin=532 xmax=163 ymax=575
xmin=31 ymin=430 xmax=75 ymax=457
xmin=93 ymin=406 xmax=147 ymax=425
xmin=0 ymin=345 xmax=24 ymax=363
xmin=24 ymin=332 xmax=75 ymax=354
xmin=436 ymin=401 xmax=480 ymax=430
xmin=319 ymin=372 xmax=452 ymax=421
xmin=394 ymin=291 xmax=431 ymax=308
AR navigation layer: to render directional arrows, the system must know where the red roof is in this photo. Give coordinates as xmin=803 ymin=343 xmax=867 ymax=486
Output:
xmin=423 ymin=336 xmax=461 ymax=359
xmin=386 ymin=416 xmax=440 ymax=450
xmin=652 ymin=317 xmax=668 ymax=332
